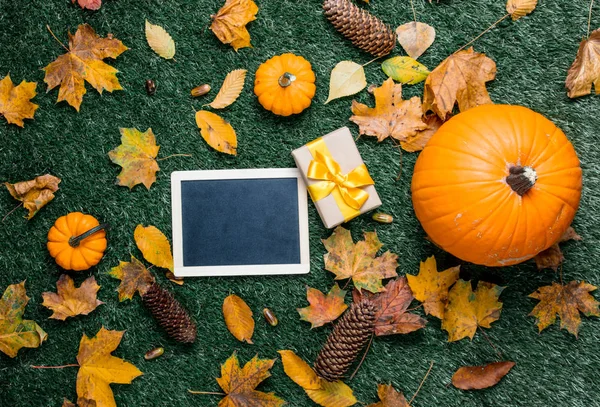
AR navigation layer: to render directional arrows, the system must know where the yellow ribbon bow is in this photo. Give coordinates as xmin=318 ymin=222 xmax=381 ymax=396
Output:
xmin=307 ymin=150 xmax=374 ymax=210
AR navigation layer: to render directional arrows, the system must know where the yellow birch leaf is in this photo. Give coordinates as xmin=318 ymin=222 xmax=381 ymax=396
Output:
xmin=145 ymin=20 xmax=176 ymax=59
xmin=76 ymin=327 xmax=143 ymax=407
xmin=206 ymin=69 xmax=247 ymax=109
xmin=381 ymin=56 xmax=429 ymax=85
xmin=506 ymin=0 xmax=538 ymax=21
xmin=134 ymin=225 xmax=174 ymax=272
xmin=325 ymin=61 xmax=367 ymax=103
xmin=278 ymin=350 xmax=321 ymax=390
xmin=42 ymin=275 xmax=103 ymax=320
xmin=395 ymin=22 xmax=436 ymax=59
xmin=0 ymin=74 xmax=38 ymax=127
xmin=223 ymin=294 xmax=254 ymax=343
xmin=195 ymin=110 xmax=237 ymax=155
xmin=108 ymin=128 xmax=160 ymax=190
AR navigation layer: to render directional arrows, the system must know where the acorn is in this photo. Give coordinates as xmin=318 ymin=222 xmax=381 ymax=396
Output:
xmin=191 ymin=84 xmax=211 ymax=97
xmin=145 ymin=80 xmax=157 ymax=96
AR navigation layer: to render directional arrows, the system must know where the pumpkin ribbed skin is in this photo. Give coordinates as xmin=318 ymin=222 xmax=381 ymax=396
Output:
xmin=411 ymin=105 xmax=582 ymax=267
xmin=47 ymin=212 xmax=107 ymax=271
xmin=254 ymin=53 xmax=316 ymax=116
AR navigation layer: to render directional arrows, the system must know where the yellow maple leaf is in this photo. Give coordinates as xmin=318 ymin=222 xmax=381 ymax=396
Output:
xmin=297 ymin=284 xmax=348 ymax=329
xmin=422 ymin=48 xmax=496 ymax=120
xmin=223 ymin=294 xmax=254 ymax=344
xmin=4 ymin=174 xmax=61 ymax=219
xmin=529 ymin=280 xmax=600 ymax=337
xmin=109 ymin=256 xmax=156 ymax=301
xmin=0 ymin=74 xmax=38 ymax=127
xmin=278 ymin=350 xmax=357 ymax=407
xmin=108 ymin=128 xmax=160 ymax=190
xmin=441 ymin=280 xmax=504 ymax=342
xmin=195 ymin=110 xmax=238 ymax=155
xmin=0 ymin=281 xmax=47 ymax=358
xmin=42 ymin=275 xmax=103 ymax=321
xmin=350 ymin=78 xmax=428 ymax=143
xmin=210 ymin=0 xmax=259 ymax=51
xmin=43 ymin=24 xmax=127 ymax=111
xmin=323 ymin=226 xmax=398 ymax=294
xmin=566 ymin=29 xmax=600 ymax=98
xmin=406 ymin=256 xmax=460 ymax=319
xmin=76 ymin=327 xmax=143 ymax=407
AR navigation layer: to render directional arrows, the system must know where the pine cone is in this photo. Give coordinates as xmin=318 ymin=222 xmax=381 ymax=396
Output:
xmin=323 ymin=0 xmax=396 ymax=57
xmin=314 ymin=299 xmax=376 ymax=382
xmin=142 ymin=283 xmax=197 ymax=344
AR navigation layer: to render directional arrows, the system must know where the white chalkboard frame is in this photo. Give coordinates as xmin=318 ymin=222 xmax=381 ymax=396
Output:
xmin=171 ymin=168 xmax=310 ymax=277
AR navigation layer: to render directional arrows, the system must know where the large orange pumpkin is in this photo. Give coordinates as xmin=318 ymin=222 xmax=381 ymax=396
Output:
xmin=254 ymin=53 xmax=316 ymax=116
xmin=411 ymin=104 xmax=582 ymax=267
xmin=47 ymin=212 xmax=108 ymax=271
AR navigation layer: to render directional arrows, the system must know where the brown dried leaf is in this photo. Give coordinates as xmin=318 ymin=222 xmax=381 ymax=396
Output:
xmin=108 ymin=128 xmax=160 ymax=190
xmin=109 ymin=256 xmax=155 ymax=301
xmin=395 ymin=22 xmax=436 ymax=59
xmin=506 ymin=0 xmax=538 ymax=21
xmin=529 ymin=280 xmax=600 ymax=337
xmin=423 ymin=48 xmax=496 ymax=120
xmin=210 ymin=0 xmax=259 ymax=51
xmin=4 ymin=174 xmax=61 ymax=219
xmin=0 ymin=74 xmax=38 ymax=127
xmin=400 ymin=113 xmax=445 ymax=152
xmin=534 ymin=226 xmax=582 ymax=271
xmin=72 ymin=0 xmax=102 ymax=10
xmin=354 ymin=277 xmax=427 ymax=336
xmin=223 ymin=294 xmax=255 ymax=343
xmin=298 ymin=284 xmax=348 ymax=328
xmin=452 ymin=361 xmax=515 ymax=390
xmin=366 ymin=384 xmax=409 ymax=407
xmin=350 ymin=78 xmax=428 ymax=143
xmin=566 ymin=29 xmax=600 ymax=98
xmin=42 ymin=275 xmax=103 ymax=320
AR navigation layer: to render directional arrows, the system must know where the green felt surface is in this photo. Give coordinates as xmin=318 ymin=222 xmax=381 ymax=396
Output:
xmin=1 ymin=0 xmax=599 ymax=406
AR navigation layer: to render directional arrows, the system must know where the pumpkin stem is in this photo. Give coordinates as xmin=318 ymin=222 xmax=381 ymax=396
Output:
xmin=69 ymin=223 xmax=109 ymax=248
xmin=278 ymin=72 xmax=296 ymax=87
xmin=506 ymin=166 xmax=537 ymax=196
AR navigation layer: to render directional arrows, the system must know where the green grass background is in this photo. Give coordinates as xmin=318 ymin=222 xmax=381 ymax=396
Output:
xmin=1 ymin=0 xmax=599 ymax=406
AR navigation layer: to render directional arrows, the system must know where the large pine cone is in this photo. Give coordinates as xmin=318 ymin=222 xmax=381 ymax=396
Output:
xmin=314 ymin=299 xmax=376 ymax=381
xmin=323 ymin=0 xmax=396 ymax=57
xmin=142 ymin=283 xmax=197 ymax=344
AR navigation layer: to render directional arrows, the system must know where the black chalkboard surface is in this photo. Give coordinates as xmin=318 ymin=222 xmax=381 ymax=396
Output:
xmin=172 ymin=169 xmax=309 ymax=276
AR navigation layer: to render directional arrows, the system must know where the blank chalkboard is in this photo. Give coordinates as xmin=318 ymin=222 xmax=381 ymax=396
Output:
xmin=171 ymin=169 xmax=309 ymax=276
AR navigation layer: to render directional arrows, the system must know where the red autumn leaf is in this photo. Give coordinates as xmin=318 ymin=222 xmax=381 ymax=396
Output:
xmin=297 ymin=284 xmax=348 ymax=328
xmin=72 ymin=0 xmax=102 ymax=10
xmin=452 ymin=361 xmax=515 ymax=390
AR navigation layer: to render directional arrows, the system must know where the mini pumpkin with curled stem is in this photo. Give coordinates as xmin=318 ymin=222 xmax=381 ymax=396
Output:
xmin=47 ymin=212 xmax=108 ymax=271
xmin=411 ymin=104 xmax=582 ymax=267
xmin=254 ymin=53 xmax=316 ymax=116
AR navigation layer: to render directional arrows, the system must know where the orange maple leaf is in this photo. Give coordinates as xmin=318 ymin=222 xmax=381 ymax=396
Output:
xmin=108 ymin=128 xmax=160 ymax=190
xmin=42 ymin=275 xmax=103 ymax=321
xmin=191 ymin=353 xmax=284 ymax=407
xmin=566 ymin=29 xmax=600 ymax=98
xmin=109 ymin=256 xmax=155 ymax=301
xmin=441 ymin=280 xmax=504 ymax=342
xmin=4 ymin=174 xmax=61 ymax=219
xmin=529 ymin=280 xmax=600 ymax=337
xmin=322 ymin=226 xmax=398 ymax=293
xmin=76 ymin=327 xmax=143 ymax=407
xmin=350 ymin=78 xmax=428 ymax=143
xmin=43 ymin=24 xmax=127 ymax=111
xmin=423 ymin=47 xmax=496 ymax=120
xmin=366 ymin=384 xmax=409 ymax=407
xmin=298 ymin=284 xmax=348 ymax=328
xmin=406 ymin=256 xmax=460 ymax=319
xmin=0 ymin=74 xmax=38 ymax=127
xmin=354 ymin=277 xmax=426 ymax=336
xmin=210 ymin=0 xmax=259 ymax=51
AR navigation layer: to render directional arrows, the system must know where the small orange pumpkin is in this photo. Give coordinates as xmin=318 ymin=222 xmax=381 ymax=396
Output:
xmin=47 ymin=212 xmax=108 ymax=271
xmin=254 ymin=53 xmax=316 ymax=116
xmin=411 ymin=104 xmax=582 ymax=267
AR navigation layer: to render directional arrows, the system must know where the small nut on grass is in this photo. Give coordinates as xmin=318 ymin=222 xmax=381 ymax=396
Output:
xmin=145 ymin=347 xmax=164 ymax=360
xmin=145 ymin=79 xmax=157 ymax=96
xmin=263 ymin=308 xmax=278 ymax=326
xmin=372 ymin=212 xmax=393 ymax=224
xmin=191 ymin=84 xmax=211 ymax=97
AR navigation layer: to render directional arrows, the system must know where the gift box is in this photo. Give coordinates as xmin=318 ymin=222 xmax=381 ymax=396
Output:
xmin=292 ymin=127 xmax=381 ymax=228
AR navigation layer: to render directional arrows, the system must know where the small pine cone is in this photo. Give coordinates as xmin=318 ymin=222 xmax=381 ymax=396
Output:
xmin=323 ymin=0 xmax=396 ymax=57
xmin=142 ymin=283 xmax=197 ymax=344
xmin=314 ymin=299 xmax=376 ymax=382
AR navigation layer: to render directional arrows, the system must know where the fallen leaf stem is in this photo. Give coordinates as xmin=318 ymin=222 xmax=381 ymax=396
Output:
xmin=2 ymin=202 xmax=23 ymax=222
xmin=156 ymin=153 xmax=193 ymax=161
xmin=588 ymin=0 xmax=595 ymax=37
xmin=478 ymin=326 xmax=503 ymax=360
xmin=31 ymin=364 xmax=79 ymax=369
xmin=46 ymin=25 xmax=69 ymax=52
xmin=409 ymin=0 xmax=417 ymax=22
xmin=455 ymin=14 xmax=510 ymax=54
xmin=349 ymin=333 xmax=374 ymax=380
xmin=188 ymin=390 xmax=226 ymax=395
xmin=408 ymin=360 xmax=434 ymax=405
xmin=390 ymin=138 xmax=404 ymax=181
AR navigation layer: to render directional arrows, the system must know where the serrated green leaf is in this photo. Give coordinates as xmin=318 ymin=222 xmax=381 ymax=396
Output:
xmin=382 ymin=56 xmax=429 ymax=85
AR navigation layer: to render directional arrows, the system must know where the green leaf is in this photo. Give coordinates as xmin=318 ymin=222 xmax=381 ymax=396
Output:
xmin=382 ymin=56 xmax=430 ymax=85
